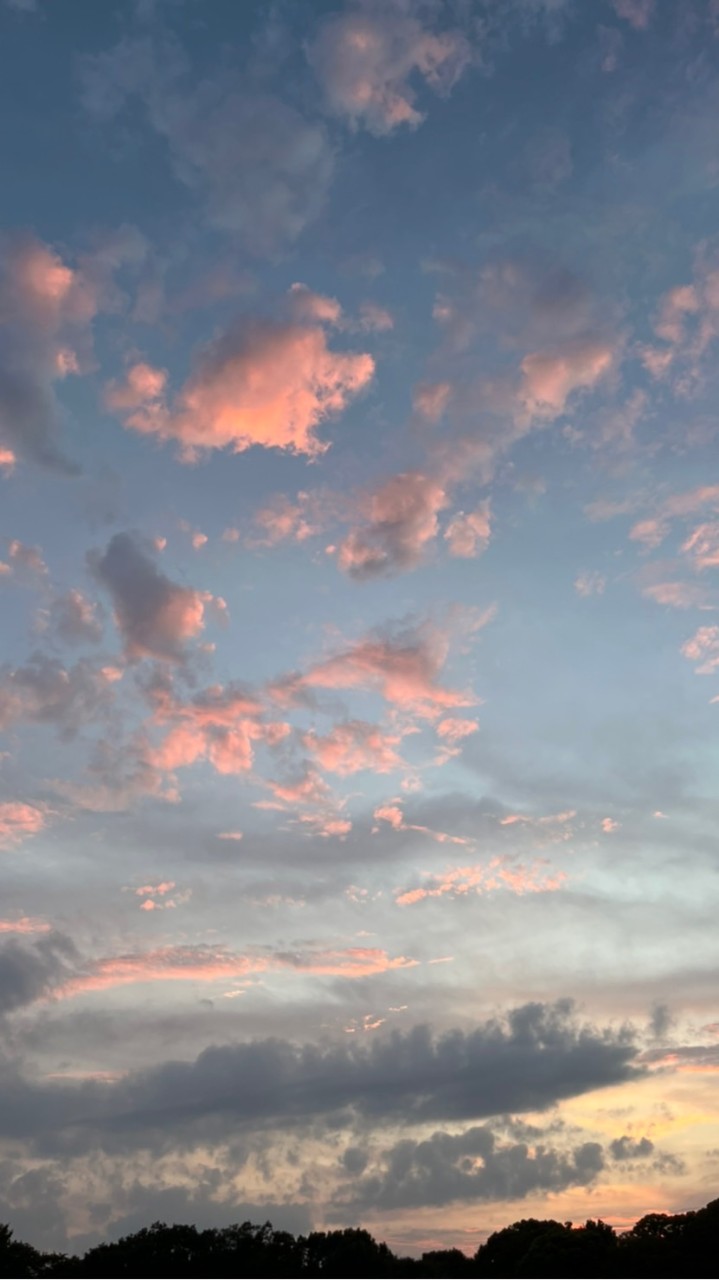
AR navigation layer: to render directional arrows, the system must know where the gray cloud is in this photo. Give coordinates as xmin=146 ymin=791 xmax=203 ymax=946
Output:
xmin=90 ymin=531 xmax=213 ymax=663
xmin=336 ymin=1125 xmax=604 ymax=1212
xmin=0 ymin=1001 xmax=640 ymax=1154
xmin=45 ymin=590 xmax=104 ymax=646
xmin=0 ymin=933 xmax=76 ymax=1016
xmin=80 ymin=37 xmax=334 ymax=257
xmin=0 ymin=652 xmax=116 ymax=737
xmin=609 ymin=1134 xmax=654 ymax=1160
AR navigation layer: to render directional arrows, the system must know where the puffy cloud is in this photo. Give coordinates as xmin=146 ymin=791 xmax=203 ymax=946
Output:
xmin=0 ymin=1001 xmax=639 ymax=1150
xmin=307 ymin=0 xmax=471 ymax=136
xmin=609 ymin=1134 xmax=654 ymax=1160
xmin=104 ymin=361 xmax=167 ymax=411
xmin=612 ymin=0 xmax=654 ymax=29
xmin=341 ymin=1125 xmax=604 ymax=1211
xmin=601 ymin=817 xmax=620 ymax=834
xmin=336 ymin=471 xmax=449 ymax=578
xmin=45 ymin=589 xmax=103 ymax=645
xmin=81 ymin=41 xmax=334 ymax=256
xmin=108 ymin=308 xmax=374 ymax=462
xmin=0 ymin=654 xmax=116 ymax=737
xmin=143 ymin=676 xmax=288 ymax=782
xmin=251 ymin=492 xmax=323 ymax=547
xmin=413 ymin=380 xmax=452 ymax=422
xmin=435 ymin=717 xmax=479 ymax=762
xmin=90 ymin=532 xmax=224 ymax=662
xmin=0 ymin=801 xmax=46 ymax=849
xmin=0 ymin=447 xmax=16 ymax=472
xmin=574 ymin=571 xmax=607 ymax=597
xmin=519 ymin=337 xmax=615 ymax=418
xmin=7 ymin=539 xmax=48 ymax=577
xmin=303 ymin=720 xmax=403 ymax=775
xmin=280 ymin=617 xmax=478 ymax=721
xmin=681 ymin=625 xmax=719 ymax=675
xmin=444 ymin=501 xmax=491 ymax=559
xmin=395 ymin=858 xmax=565 ymax=906
xmin=0 ymin=232 xmax=130 ymax=471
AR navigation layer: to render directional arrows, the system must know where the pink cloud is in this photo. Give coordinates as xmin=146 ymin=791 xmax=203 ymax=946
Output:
xmin=396 ymin=857 xmax=566 ymax=906
xmin=252 ymin=492 xmax=323 ymax=546
xmin=413 ymin=381 xmax=452 ymax=423
xmin=146 ymin=678 xmax=288 ymax=779
xmin=217 ymin=830 xmax=244 ymax=841
xmin=0 ymin=916 xmax=50 ymax=934
xmin=682 ymin=523 xmax=719 ymax=571
xmin=629 ymin=517 xmax=669 ymax=550
xmin=104 ymin=362 xmax=168 ymax=412
xmin=107 ymin=304 xmax=374 ymax=462
xmin=681 ymin=625 xmax=719 ymax=674
xmin=0 ymin=801 xmax=46 ymax=848
xmin=283 ymin=619 xmax=478 ymax=721
xmin=57 ymin=941 xmax=416 ymax=998
xmin=519 ymin=337 xmax=615 ymax=418
xmin=374 ymin=799 xmax=471 ymax=847
xmin=642 ymin=581 xmax=715 ymax=610
xmin=357 ymin=301 xmax=394 ymax=332
xmin=601 ymin=817 xmax=620 ymax=833
xmin=307 ymin=2 xmax=471 ymax=136
xmin=0 ymin=448 xmax=16 ymax=473
xmin=47 ymin=589 xmax=103 ymax=644
xmin=612 ymin=0 xmax=655 ymax=28
xmin=574 ymin=571 xmax=607 ymax=597
xmin=444 ymin=501 xmax=491 ymax=558
xmin=91 ymin=532 xmax=225 ymax=663
xmin=336 ymin=471 xmax=449 ymax=578
xmin=436 ymin=717 xmax=479 ymax=743
xmin=7 ymin=539 xmax=47 ymax=575
xmin=303 ymin=720 xmax=403 ymax=776
xmin=134 ymin=881 xmax=175 ymax=897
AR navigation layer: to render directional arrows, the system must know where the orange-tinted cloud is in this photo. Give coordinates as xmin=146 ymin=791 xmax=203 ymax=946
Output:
xmin=251 ymin=491 xmax=323 ymax=546
xmin=0 ymin=801 xmax=46 ymax=848
xmin=108 ymin=303 xmax=374 ymax=462
xmin=146 ymin=677 xmax=289 ymax=778
xmin=0 ymin=448 xmax=16 ymax=473
xmin=574 ymin=571 xmax=607 ymax=597
xmin=413 ymin=381 xmax=452 ymax=423
xmin=374 ymin=799 xmax=472 ymax=847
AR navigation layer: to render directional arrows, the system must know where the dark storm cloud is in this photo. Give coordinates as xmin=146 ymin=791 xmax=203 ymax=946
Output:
xmin=609 ymin=1134 xmax=654 ymax=1160
xmin=0 ymin=1001 xmax=640 ymax=1154
xmin=0 ymin=933 xmax=76 ymax=1016
xmin=335 ymin=1125 xmax=605 ymax=1212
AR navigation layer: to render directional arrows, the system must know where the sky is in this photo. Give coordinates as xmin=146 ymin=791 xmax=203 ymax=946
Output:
xmin=1 ymin=0 xmax=719 ymax=1256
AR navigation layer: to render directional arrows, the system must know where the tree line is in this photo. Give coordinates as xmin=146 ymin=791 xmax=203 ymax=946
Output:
xmin=2 ymin=1196 xmax=718 ymax=1278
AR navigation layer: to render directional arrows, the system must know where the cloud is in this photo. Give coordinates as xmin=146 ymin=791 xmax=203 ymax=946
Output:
xmin=6 ymin=540 xmax=47 ymax=577
xmin=413 ymin=381 xmax=452 ymax=422
xmin=681 ymin=625 xmax=719 ymax=675
xmin=0 ymin=802 xmax=46 ymax=849
xmin=336 ymin=471 xmax=449 ymax=578
xmin=107 ymin=306 xmax=374 ymax=462
xmin=0 ymin=917 xmax=50 ymax=935
xmin=519 ymin=337 xmax=616 ymax=419
xmin=0 ymin=654 xmax=116 ymax=737
xmin=278 ymin=616 xmax=479 ymax=721
xmin=307 ymin=0 xmax=471 ymax=136
xmin=303 ymin=720 xmax=403 ymax=775
xmin=340 ymin=1125 xmax=604 ymax=1211
xmin=81 ymin=39 xmax=334 ymax=256
xmin=681 ymin=523 xmax=719 ymax=571
xmin=374 ymin=799 xmax=472 ymax=847
xmin=612 ymin=0 xmax=654 ymax=30
xmin=45 ymin=589 xmax=103 ymax=645
xmin=0 ymin=1001 xmax=638 ymax=1153
xmin=444 ymin=501 xmax=491 ymax=559
xmin=145 ymin=676 xmax=288 ymax=779
xmin=574 ymin=571 xmax=607 ymax=597
xmin=251 ymin=492 xmax=323 ymax=547
xmin=57 ymin=942 xmax=416 ymax=1000
xmin=609 ymin=1134 xmax=654 ymax=1160
xmin=0 ymin=232 xmax=131 ymax=471
xmin=395 ymin=858 xmax=565 ymax=906
xmin=90 ymin=532 xmax=225 ymax=662
xmin=0 ymin=932 xmax=75 ymax=1014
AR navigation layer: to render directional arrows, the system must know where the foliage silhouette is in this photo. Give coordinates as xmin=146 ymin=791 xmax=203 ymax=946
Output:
xmin=2 ymin=1195 xmax=719 ymax=1277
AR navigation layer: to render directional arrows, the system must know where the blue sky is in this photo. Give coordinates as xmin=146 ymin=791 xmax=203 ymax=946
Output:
xmin=1 ymin=0 xmax=719 ymax=1254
